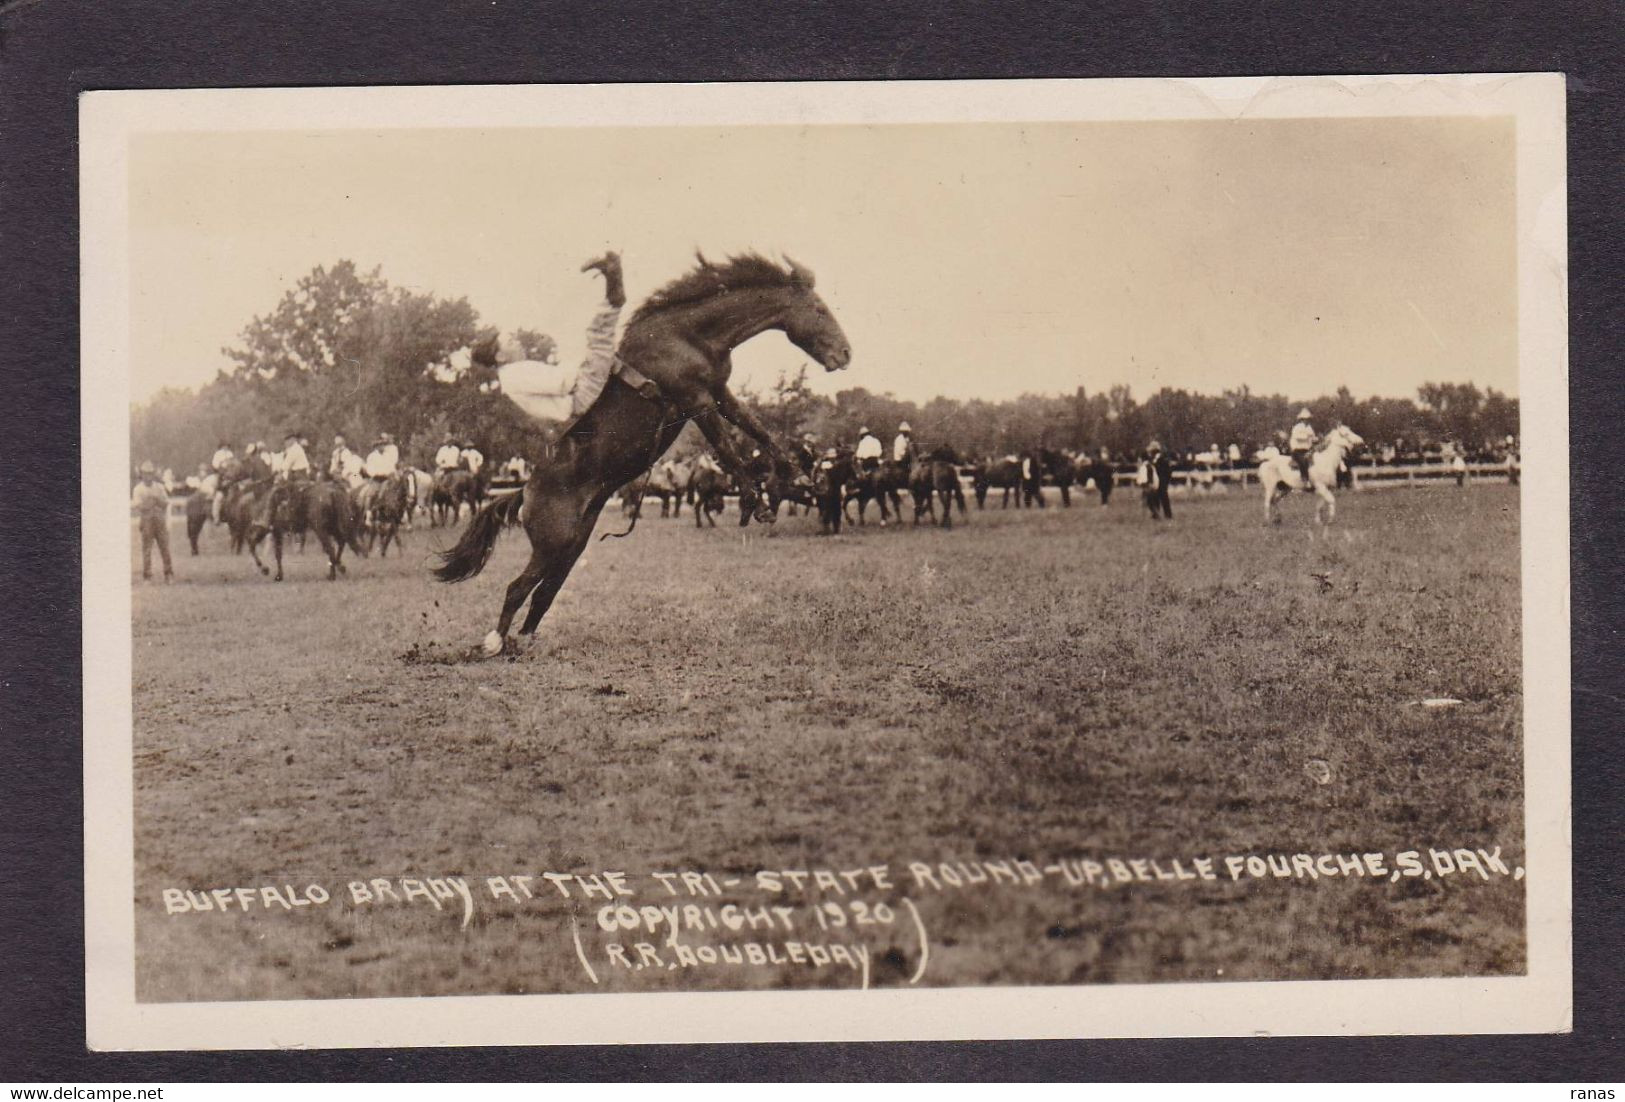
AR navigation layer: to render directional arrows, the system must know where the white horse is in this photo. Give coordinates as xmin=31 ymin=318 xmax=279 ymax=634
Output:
xmin=1259 ymin=424 xmax=1364 ymax=524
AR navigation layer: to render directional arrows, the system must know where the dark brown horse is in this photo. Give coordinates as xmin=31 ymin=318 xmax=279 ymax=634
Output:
xmin=430 ymin=469 xmax=484 ymax=527
xmin=1039 ymin=448 xmax=1076 ymax=507
xmin=737 ymin=450 xmax=815 ymax=527
xmin=811 ymin=451 xmax=854 ymax=534
xmin=184 ymin=489 xmax=210 ymax=554
xmin=222 ymin=479 xmax=270 ymax=554
xmin=436 ymin=253 xmax=851 ymax=655
xmin=973 ymin=457 xmax=1023 ymax=509
xmin=689 ymin=466 xmax=730 ymax=527
xmin=909 ymin=453 xmax=966 ymax=528
xmin=359 ymin=474 xmax=411 ymax=557
xmin=844 ymin=460 xmax=904 ymax=526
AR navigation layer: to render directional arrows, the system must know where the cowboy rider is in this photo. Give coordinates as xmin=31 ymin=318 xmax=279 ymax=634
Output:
xmin=460 ymin=440 xmax=485 ymax=475
xmin=792 ymin=431 xmax=820 ymax=475
xmin=491 ymin=251 xmax=627 ymax=459
xmin=434 ymin=433 xmax=462 ymax=476
xmin=275 ymin=431 xmax=311 ymax=482
xmin=1288 ymin=408 xmax=1317 ymax=488
xmin=329 ymin=434 xmax=364 ymax=487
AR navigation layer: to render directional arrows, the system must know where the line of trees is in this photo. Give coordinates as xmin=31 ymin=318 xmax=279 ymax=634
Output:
xmin=132 ymin=259 xmax=1519 ymax=476
xmin=734 ymin=371 xmax=1518 ymax=463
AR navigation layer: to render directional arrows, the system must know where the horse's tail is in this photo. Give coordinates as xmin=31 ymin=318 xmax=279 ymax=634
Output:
xmin=434 ymin=490 xmax=524 ymax=583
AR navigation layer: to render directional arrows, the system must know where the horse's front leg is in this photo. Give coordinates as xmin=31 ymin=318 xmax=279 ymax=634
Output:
xmin=715 ymin=388 xmax=794 ymax=469
xmin=1316 ymin=483 xmax=1337 ymax=525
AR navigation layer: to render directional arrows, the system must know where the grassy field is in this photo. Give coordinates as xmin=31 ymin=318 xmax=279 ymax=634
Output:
xmin=131 ymin=482 xmax=1524 ymax=1001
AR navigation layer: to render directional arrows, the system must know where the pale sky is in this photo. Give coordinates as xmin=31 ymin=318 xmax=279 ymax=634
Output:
xmin=128 ymin=117 xmax=1516 ymax=406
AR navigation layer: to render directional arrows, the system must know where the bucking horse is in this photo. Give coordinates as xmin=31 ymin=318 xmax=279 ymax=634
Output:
xmin=436 ymin=253 xmax=852 ymax=656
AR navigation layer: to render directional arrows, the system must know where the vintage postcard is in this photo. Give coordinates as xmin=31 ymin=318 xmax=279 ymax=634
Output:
xmin=82 ymin=75 xmax=1569 ymax=1049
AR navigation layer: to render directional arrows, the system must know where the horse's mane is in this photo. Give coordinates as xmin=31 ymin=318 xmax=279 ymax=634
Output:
xmin=628 ymin=252 xmax=813 ymax=326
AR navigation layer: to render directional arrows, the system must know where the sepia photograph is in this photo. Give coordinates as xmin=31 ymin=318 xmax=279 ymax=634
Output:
xmin=80 ymin=75 xmax=1570 ymax=1048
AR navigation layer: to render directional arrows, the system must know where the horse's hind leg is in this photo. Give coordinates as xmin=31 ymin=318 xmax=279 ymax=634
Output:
xmin=316 ymin=528 xmax=341 ymax=579
xmin=483 ymin=547 xmax=550 ymax=656
xmin=247 ymin=527 xmax=272 ymax=576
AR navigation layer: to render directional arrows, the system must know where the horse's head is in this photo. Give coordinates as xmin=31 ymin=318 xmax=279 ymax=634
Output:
xmin=778 ymin=258 xmax=851 ymax=372
xmin=1330 ymin=424 xmax=1365 ymax=453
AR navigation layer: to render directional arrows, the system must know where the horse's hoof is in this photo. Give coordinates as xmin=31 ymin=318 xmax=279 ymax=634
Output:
xmin=481 ymin=630 xmax=504 ymax=658
xmin=259 ymin=567 xmax=270 ymax=576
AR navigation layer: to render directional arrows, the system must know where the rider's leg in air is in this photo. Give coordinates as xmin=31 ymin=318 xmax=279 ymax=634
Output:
xmin=572 ymin=251 xmax=626 ymax=423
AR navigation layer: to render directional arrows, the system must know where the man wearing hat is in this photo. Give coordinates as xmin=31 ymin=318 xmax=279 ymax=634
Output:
xmin=1146 ymin=440 xmax=1174 ymax=520
xmin=792 ymin=431 xmax=820 ymax=477
xmin=364 ymin=433 xmax=399 ymax=480
xmin=1288 ymin=408 xmax=1318 ymax=488
xmin=460 ymin=440 xmax=485 ymax=476
xmin=131 ymin=462 xmax=174 ymax=582
xmin=434 ymin=433 xmax=462 ymax=476
xmin=892 ymin=422 xmax=917 ymax=476
xmin=329 ymin=434 xmax=364 ymax=488
xmin=277 ymin=431 xmax=311 ymax=482
xmin=359 ymin=432 xmax=400 ymax=516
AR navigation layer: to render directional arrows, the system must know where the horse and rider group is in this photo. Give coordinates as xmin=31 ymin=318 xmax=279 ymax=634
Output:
xmin=621 ymin=421 xmax=968 ymax=534
xmin=155 ymin=424 xmax=508 ymax=581
xmin=136 ymin=250 xmax=1398 ymax=658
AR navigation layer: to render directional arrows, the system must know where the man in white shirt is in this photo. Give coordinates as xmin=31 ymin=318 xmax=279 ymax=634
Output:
xmin=211 ymin=440 xmax=235 ymax=474
xmin=131 ymin=462 xmax=173 ymax=582
xmin=460 ymin=441 xmax=485 ymax=476
xmin=434 ymin=434 xmax=462 ymax=474
xmin=364 ymin=433 xmax=399 ymax=479
xmin=1288 ymin=409 xmax=1317 ymax=487
xmin=892 ymin=422 xmax=916 ymax=471
xmin=855 ymin=426 xmax=883 ymax=473
xmin=330 ymin=435 xmax=365 ymax=488
xmin=277 ymin=432 xmax=311 ymax=481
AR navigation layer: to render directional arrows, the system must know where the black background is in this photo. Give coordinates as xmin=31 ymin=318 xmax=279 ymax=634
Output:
xmin=1 ymin=0 xmax=1619 ymax=1082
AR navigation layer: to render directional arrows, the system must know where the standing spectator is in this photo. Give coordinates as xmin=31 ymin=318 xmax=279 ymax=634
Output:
xmin=132 ymin=462 xmax=174 ymax=582
xmin=1147 ymin=440 xmax=1174 ymax=520
xmin=1089 ymin=447 xmax=1114 ymax=507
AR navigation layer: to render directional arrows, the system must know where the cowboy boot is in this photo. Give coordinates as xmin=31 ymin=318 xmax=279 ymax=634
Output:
xmin=581 ymin=251 xmax=625 ymax=308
